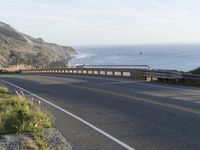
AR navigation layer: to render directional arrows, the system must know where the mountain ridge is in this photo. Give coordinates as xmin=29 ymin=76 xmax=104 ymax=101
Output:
xmin=0 ymin=21 xmax=77 ymax=68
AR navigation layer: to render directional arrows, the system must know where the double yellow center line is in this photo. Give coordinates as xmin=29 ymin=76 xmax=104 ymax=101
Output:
xmin=68 ymin=84 xmax=200 ymax=115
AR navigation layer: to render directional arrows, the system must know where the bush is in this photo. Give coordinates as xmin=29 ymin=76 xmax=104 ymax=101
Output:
xmin=0 ymin=86 xmax=10 ymax=94
xmin=190 ymin=67 xmax=200 ymax=74
xmin=0 ymin=85 xmax=52 ymax=149
xmin=3 ymin=107 xmax=51 ymax=134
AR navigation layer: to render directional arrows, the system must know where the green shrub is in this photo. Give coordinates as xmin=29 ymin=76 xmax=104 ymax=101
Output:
xmin=33 ymin=132 xmax=51 ymax=150
xmin=0 ymin=86 xmax=10 ymax=94
xmin=3 ymin=107 xmax=51 ymax=134
xmin=0 ymin=93 xmax=51 ymax=134
xmin=0 ymin=85 xmax=52 ymax=149
xmin=190 ymin=67 xmax=200 ymax=74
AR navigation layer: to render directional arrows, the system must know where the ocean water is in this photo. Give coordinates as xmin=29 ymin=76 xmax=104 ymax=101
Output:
xmin=70 ymin=44 xmax=200 ymax=71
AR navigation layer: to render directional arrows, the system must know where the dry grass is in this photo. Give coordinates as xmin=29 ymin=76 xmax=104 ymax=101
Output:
xmin=0 ymin=85 xmax=52 ymax=149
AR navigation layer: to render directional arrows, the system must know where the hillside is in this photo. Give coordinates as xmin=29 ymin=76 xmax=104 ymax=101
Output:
xmin=190 ymin=67 xmax=200 ymax=74
xmin=0 ymin=21 xmax=77 ymax=68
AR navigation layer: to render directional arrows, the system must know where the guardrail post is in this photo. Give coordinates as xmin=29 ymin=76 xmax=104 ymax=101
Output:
xmin=100 ymin=71 xmax=105 ymax=75
xmin=88 ymin=70 xmax=92 ymax=74
xmin=145 ymin=77 xmax=152 ymax=82
xmin=73 ymin=69 xmax=78 ymax=74
xmin=93 ymin=70 xmax=99 ymax=75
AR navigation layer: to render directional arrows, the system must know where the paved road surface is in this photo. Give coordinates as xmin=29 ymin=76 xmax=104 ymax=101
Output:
xmin=0 ymin=74 xmax=200 ymax=150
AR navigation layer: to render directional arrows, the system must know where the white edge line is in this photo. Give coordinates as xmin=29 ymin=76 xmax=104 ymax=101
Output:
xmin=0 ymin=79 xmax=135 ymax=150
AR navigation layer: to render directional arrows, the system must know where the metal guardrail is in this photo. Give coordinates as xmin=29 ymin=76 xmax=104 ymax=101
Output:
xmin=144 ymin=70 xmax=200 ymax=81
xmin=144 ymin=70 xmax=183 ymax=80
xmin=22 ymin=65 xmax=200 ymax=82
xmin=182 ymin=73 xmax=200 ymax=80
xmin=23 ymin=66 xmax=148 ymax=80
xmin=68 ymin=65 xmax=150 ymax=70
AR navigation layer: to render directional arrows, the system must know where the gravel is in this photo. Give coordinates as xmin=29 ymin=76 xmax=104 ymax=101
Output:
xmin=44 ymin=128 xmax=72 ymax=150
xmin=0 ymin=128 xmax=72 ymax=150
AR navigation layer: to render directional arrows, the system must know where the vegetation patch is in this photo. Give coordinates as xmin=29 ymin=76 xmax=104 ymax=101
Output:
xmin=182 ymin=79 xmax=200 ymax=87
xmin=190 ymin=67 xmax=200 ymax=74
xmin=183 ymin=67 xmax=200 ymax=86
xmin=0 ymin=85 xmax=52 ymax=149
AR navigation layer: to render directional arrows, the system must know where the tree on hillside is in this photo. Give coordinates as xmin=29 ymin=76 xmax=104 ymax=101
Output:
xmin=8 ymin=50 xmax=20 ymax=65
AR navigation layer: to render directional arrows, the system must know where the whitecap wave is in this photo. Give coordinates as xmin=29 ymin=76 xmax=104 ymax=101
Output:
xmin=73 ymin=52 xmax=94 ymax=59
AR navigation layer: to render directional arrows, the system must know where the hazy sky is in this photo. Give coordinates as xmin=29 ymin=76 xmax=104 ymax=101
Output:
xmin=1 ymin=0 xmax=200 ymax=46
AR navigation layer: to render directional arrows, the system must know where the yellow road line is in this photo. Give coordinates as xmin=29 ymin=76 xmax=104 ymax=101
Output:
xmin=68 ymin=84 xmax=200 ymax=115
xmin=2 ymin=75 xmax=199 ymax=115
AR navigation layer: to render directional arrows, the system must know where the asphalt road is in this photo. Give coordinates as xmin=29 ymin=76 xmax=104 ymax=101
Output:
xmin=0 ymin=74 xmax=200 ymax=150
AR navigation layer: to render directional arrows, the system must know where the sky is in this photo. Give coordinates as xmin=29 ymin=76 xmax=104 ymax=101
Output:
xmin=1 ymin=0 xmax=200 ymax=46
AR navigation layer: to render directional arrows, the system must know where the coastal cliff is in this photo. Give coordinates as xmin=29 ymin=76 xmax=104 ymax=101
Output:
xmin=0 ymin=21 xmax=77 ymax=68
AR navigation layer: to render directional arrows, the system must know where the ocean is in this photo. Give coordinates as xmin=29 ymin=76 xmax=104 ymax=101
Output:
xmin=70 ymin=44 xmax=200 ymax=71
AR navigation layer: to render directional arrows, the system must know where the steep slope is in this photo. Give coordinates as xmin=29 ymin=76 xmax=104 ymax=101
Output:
xmin=0 ymin=21 xmax=77 ymax=68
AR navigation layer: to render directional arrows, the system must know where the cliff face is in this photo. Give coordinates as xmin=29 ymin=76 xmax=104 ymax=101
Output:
xmin=0 ymin=21 xmax=77 ymax=68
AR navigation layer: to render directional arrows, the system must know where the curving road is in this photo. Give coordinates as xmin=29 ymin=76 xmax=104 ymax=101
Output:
xmin=0 ymin=74 xmax=200 ymax=150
